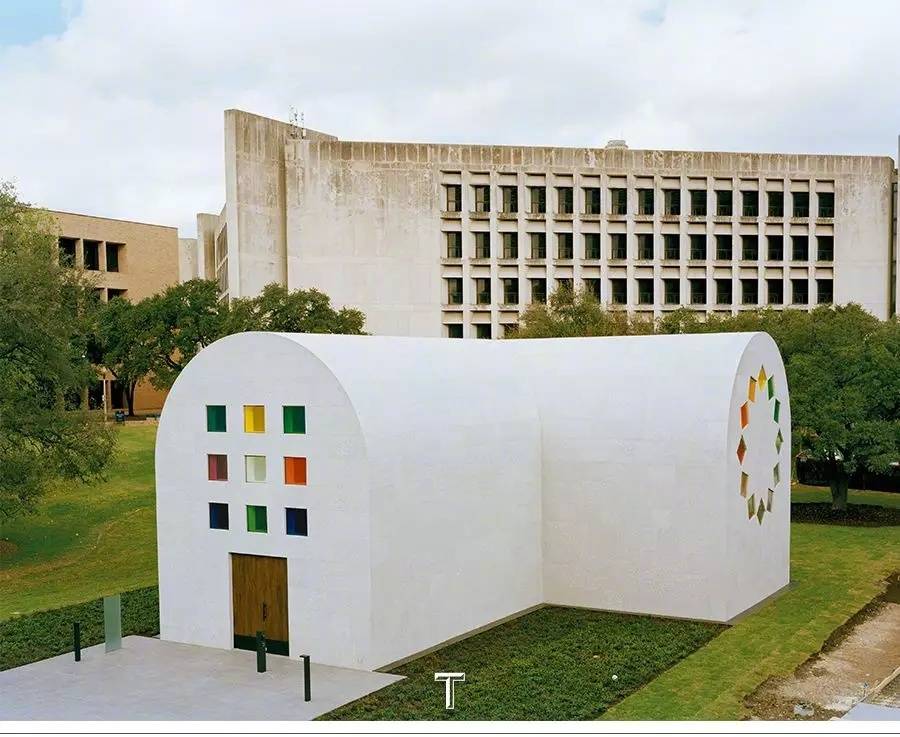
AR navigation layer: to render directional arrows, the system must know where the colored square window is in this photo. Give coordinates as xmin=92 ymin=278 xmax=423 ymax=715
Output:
xmin=283 ymin=406 xmax=306 ymax=434
xmin=207 ymin=405 xmax=226 ymax=432
xmin=284 ymin=457 xmax=307 ymax=485
xmin=245 ymin=455 xmax=267 ymax=483
xmin=285 ymin=507 xmax=308 ymax=536
xmin=243 ymin=405 xmax=265 ymax=433
xmin=209 ymin=502 xmax=229 ymax=530
xmin=246 ymin=505 xmax=267 ymax=533
xmin=208 ymin=454 xmax=228 ymax=481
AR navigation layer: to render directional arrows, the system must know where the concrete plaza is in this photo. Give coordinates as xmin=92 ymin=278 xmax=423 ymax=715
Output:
xmin=0 ymin=636 xmax=402 ymax=720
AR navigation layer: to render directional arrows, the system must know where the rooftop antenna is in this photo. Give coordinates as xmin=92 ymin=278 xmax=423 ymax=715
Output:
xmin=289 ymin=106 xmax=307 ymax=140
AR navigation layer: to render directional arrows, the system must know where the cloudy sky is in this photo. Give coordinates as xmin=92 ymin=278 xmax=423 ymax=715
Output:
xmin=2 ymin=0 xmax=900 ymax=236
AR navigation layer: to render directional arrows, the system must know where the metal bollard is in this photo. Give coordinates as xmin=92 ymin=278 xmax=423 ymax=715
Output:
xmin=73 ymin=622 xmax=81 ymax=662
xmin=302 ymin=654 xmax=311 ymax=702
xmin=256 ymin=631 xmax=266 ymax=673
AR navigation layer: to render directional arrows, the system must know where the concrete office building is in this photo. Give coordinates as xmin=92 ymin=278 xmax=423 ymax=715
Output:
xmin=156 ymin=331 xmax=790 ymax=670
xmin=184 ymin=110 xmax=899 ymax=338
xmin=52 ymin=210 xmax=180 ymax=413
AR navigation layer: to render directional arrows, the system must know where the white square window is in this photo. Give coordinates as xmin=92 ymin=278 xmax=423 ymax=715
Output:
xmin=245 ymin=455 xmax=266 ymax=483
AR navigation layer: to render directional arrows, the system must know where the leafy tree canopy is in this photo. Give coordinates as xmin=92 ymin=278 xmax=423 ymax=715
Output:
xmin=0 ymin=182 xmax=115 ymax=519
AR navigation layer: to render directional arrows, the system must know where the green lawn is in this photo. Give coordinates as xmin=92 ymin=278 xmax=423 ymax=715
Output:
xmin=322 ymin=607 xmax=723 ymax=720
xmin=791 ymin=483 xmax=900 ymax=508
xmin=601 ymin=486 xmax=900 ymax=720
xmin=1 ymin=432 xmax=897 ymax=722
xmin=0 ymin=424 xmax=158 ymax=620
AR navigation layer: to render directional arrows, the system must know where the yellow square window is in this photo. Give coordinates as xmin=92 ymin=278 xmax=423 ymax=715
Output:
xmin=243 ymin=405 xmax=265 ymax=433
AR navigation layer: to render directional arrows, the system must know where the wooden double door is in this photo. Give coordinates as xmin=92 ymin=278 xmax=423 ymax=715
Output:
xmin=231 ymin=553 xmax=289 ymax=656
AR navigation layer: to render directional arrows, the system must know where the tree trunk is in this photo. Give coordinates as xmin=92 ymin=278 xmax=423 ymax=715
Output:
xmin=125 ymin=381 xmax=137 ymax=418
xmin=830 ymin=467 xmax=849 ymax=511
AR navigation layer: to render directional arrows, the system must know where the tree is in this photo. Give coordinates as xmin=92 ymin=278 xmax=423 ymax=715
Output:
xmin=787 ymin=308 xmax=898 ymax=510
xmin=93 ymin=297 xmax=154 ymax=416
xmin=512 ymin=287 xmax=654 ymax=338
xmin=138 ymin=280 xmax=367 ymax=389
xmin=229 ymin=283 xmax=367 ymax=335
xmin=0 ymin=182 xmax=115 ymax=519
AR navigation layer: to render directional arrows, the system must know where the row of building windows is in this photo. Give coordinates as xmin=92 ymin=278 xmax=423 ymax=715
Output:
xmin=444 ymin=232 xmax=834 ymax=262
xmin=206 ymin=404 xmax=307 ymax=434
xmin=446 ymin=277 xmax=833 ymax=307
xmin=207 ymin=453 xmax=308 ymax=484
xmin=208 ymin=502 xmax=308 ymax=536
xmin=58 ymin=237 xmax=124 ymax=272
xmin=443 ymin=185 xmax=835 ymax=219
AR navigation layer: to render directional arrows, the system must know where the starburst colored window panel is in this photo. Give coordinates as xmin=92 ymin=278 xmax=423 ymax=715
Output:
xmin=773 ymin=463 xmax=781 ymax=486
xmin=767 ymin=376 xmax=775 ymax=399
xmin=740 ymin=402 xmax=750 ymax=428
xmin=767 ymin=488 xmax=774 ymax=512
xmin=747 ymin=494 xmax=756 ymax=519
xmin=737 ymin=436 xmax=747 ymax=463
xmin=773 ymin=399 xmax=781 ymax=423
xmin=748 ymin=377 xmax=757 ymax=402
xmin=740 ymin=472 xmax=749 ymax=498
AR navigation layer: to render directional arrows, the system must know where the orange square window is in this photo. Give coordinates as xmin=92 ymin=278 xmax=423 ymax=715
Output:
xmin=284 ymin=456 xmax=307 ymax=485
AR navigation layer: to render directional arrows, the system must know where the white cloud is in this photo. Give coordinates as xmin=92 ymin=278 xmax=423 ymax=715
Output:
xmin=1 ymin=0 xmax=899 ymax=236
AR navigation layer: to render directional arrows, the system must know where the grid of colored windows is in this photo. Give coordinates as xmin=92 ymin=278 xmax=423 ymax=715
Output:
xmin=206 ymin=404 xmax=310 ymax=537
xmin=209 ymin=502 xmax=229 ymax=529
xmin=246 ymin=505 xmax=268 ymax=533
xmin=244 ymin=405 xmax=266 ymax=433
xmin=284 ymin=456 xmax=307 ymax=485
xmin=286 ymin=508 xmax=308 ymax=536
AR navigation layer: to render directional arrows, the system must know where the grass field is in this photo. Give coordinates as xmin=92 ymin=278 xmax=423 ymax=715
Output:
xmin=322 ymin=607 xmax=724 ymax=720
xmin=601 ymin=487 xmax=900 ymax=720
xmin=1 ymin=426 xmax=897 ymax=720
xmin=0 ymin=424 xmax=158 ymax=620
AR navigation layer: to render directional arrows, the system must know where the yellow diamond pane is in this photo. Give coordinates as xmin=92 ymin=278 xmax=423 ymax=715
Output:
xmin=758 ymin=366 xmax=767 ymax=389
xmin=748 ymin=377 xmax=757 ymax=402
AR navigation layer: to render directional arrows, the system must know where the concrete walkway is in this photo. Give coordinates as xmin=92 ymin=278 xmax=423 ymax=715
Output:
xmin=0 ymin=636 xmax=402 ymax=720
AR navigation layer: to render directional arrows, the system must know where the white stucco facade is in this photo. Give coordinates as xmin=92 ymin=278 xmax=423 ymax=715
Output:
xmin=156 ymin=331 xmax=790 ymax=671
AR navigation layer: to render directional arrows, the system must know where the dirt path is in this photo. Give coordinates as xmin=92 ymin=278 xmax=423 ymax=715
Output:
xmin=746 ymin=574 xmax=900 ymax=720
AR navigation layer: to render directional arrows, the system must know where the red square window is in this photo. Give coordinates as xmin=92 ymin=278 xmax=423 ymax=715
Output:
xmin=208 ymin=454 xmax=228 ymax=481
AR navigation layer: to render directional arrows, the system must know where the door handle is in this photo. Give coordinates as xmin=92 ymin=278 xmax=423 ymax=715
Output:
xmin=262 ymin=602 xmax=268 ymax=621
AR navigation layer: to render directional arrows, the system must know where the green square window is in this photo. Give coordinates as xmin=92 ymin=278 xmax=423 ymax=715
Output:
xmin=283 ymin=406 xmax=306 ymax=434
xmin=207 ymin=405 xmax=227 ymax=432
xmin=246 ymin=505 xmax=267 ymax=533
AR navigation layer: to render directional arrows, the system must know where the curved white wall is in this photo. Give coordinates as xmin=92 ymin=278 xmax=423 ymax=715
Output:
xmin=157 ymin=333 xmax=543 ymax=670
xmin=504 ymin=332 xmax=790 ymax=622
xmin=157 ymin=331 xmax=790 ymax=671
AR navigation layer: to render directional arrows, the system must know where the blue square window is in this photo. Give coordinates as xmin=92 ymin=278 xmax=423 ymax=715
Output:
xmin=209 ymin=502 xmax=229 ymax=530
xmin=285 ymin=508 xmax=308 ymax=536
